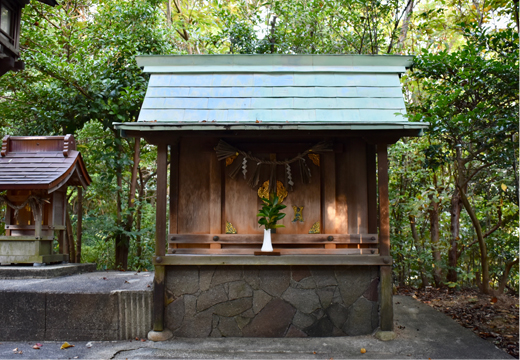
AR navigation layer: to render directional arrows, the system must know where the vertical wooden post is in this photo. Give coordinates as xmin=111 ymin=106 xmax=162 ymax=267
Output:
xmin=156 ymin=144 xmax=168 ymax=257
xmin=76 ymin=187 xmax=83 ymax=263
xmin=378 ymin=143 xmax=393 ymax=331
xmin=209 ymin=150 xmax=222 ymax=249
xmin=65 ymin=207 xmax=75 ymax=262
xmin=169 ymin=142 xmax=179 ymax=245
xmin=378 ymin=144 xmax=390 ymax=256
xmin=380 ymin=265 xmax=393 ymax=331
xmin=153 ymin=143 xmax=168 ymax=333
xmin=366 ymin=144 xmax=377 ymax=234
xmin=153 ymin=265 xmax=165 ymax=332
xmin=269 ymin=153 xmax=277 ymax=234
xmin=5 ymin=205 xmax=11 ymax=236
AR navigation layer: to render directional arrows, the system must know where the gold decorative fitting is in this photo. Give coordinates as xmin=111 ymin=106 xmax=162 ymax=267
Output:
xmin=308 ymin=154 xmax=320 ymax=166
xmin=226 ymin=154 xmax=238 ymax=166
xmin=292 ymin=206 xmax=304 ymax=223
xmin=309 ymin=221 xmax=320 ymax=234
xmin=225 ymin=221 xmax=237 ymax=234
xmin=257 ymin=180 xmax=288 ymax=203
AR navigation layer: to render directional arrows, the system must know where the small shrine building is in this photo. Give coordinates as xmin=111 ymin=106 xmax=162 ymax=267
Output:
xmin=0 ymin=135 xmax=91 ymax=264
xmin=114 ymin=55 xmax=427 ymax=339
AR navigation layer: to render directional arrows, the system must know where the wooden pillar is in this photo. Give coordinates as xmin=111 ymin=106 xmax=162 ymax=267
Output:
xmin=153 ymin=143 xmax=168 ymax=332
xmin=76 ymin=187 xmax=83 ymax=263
xmin=209 ymin=150 xmax=221 ymax=249
xmin=378 ymin=143 xmax=393 ymax=331
xmin=366 ymin=144 xmax=377 ymax=234
xmin=156 ymin=144 xmax=168 ymax=257
xmin=378 ymin=144 xmax=390 ymax=257
xmin=169 ymin=142 xmax=179 ymax=245
xmin=153 ymin=265 xmax=165 ymax=331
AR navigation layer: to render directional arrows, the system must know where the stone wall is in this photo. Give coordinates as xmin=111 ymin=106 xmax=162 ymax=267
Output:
xmin=165 ymin=265 xmax=379 ymax=337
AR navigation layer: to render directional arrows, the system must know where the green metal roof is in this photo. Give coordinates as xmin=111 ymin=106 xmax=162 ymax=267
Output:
xmin=114 ymin=55 xmax=428 ymax=133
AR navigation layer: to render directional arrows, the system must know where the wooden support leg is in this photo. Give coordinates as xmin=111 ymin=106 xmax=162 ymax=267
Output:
xmin=148 ymin=265 xmax=173 ymax=341
xmin=147 ymin=143 xmax=172 ymax=341
xmin=380 ymin=265 xmax=393 ymax=331
xmin=376 ymin=144 xmax=395 ymax=338
xmin=153 ymin=265 xmax=165 ymax=332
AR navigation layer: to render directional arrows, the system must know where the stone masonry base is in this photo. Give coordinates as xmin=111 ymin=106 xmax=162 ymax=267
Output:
xmin=165 ymin=265 xmax=379 ymax=337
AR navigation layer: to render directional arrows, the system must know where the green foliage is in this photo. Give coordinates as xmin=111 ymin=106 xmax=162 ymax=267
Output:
xmin=257 ymin=196 xmax=287 ymax=230
xmin=0 ymin=0 xmax=517 ymax=289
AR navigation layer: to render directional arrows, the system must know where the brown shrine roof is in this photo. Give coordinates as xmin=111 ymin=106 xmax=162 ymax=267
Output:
xmin=0 ymin=135 xmax=91 ymax=192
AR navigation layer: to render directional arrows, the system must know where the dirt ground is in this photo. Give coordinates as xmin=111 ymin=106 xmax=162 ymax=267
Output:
xmin=397 ymin=286 xmax=519 ymax=359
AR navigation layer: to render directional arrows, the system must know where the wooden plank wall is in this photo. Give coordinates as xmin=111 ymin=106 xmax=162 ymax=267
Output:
xmin=177 ymin=138 xmax=214 ymax=235
xmin=331 ymin=138 xmax=368 ymax=235
xmin=173 ymin=137 xmax=372 ymax=250
xmin=225 ymin=156 xmax=262 ymax=235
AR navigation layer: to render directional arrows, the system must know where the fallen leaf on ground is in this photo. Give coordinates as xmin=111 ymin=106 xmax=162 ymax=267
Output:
xmin=60 ymin=342 xmax=75 ymax=349
xmin=32 ymin=345 xmax=40 ymax=349
xmin=140 ymin=338 xmax=146 ymax=342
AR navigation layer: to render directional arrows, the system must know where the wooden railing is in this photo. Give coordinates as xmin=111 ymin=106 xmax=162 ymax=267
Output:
xmin=168 ymin=233 xmax=379 ymax=255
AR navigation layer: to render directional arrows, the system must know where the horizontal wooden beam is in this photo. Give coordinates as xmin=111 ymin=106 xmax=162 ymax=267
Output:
xmin=5 ymin=225 xmax=66 ymax=231
xmin=169 ymin=248 xmax=378 ymax=255
xmin=153 ymin=254 xmax=392 ymax=266
xmin=0 ymin=236 xmax=54 ymax=241
xmin=169 ymin=233 xmax=378 ymax=244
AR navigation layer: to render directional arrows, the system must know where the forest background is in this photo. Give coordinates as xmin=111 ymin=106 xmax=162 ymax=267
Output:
xmin=0 ymin=0 xmax=517 ymax=296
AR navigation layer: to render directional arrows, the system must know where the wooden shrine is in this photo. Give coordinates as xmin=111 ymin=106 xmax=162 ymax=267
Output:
xmin=115 ymin=55 xmax=428 ymax=340
xmin=0 ymin=0 xmax=57 ymax=76
xmin=0 ymin=135 xmax=91 ymax=264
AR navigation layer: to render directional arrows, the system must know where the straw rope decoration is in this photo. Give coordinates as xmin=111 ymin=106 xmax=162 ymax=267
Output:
xmin=0 ymin=195 xmax=49 ymax=223
xmin=215 ymin=140 xmax=332 ymax=191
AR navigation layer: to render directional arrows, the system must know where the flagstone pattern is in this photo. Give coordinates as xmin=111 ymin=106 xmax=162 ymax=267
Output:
xmin=165 ymin=265 xmax=379 ymax=337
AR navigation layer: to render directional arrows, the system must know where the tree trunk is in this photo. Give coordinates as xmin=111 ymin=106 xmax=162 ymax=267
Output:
xmin=447 ymin=187 xmax=461 ymax=283
xmin=269 ymin=15 xmax=277 ymax=53
xmin=136 ymin=168 xmax=144 ymax=259
xmin=497 ymin=259 xmax=518 ymax=295
xmin=410 ymin=215 xmax=429 ymax=287
xmin=459 ymin=186 xmax=490 ymax=294
xmin=514 ymin=0 xmax=519 ymax=33
xmin=114 ymin=133 xmax=127 ymax=270
xmin=166 ymin=0 xmax=172 ymax=25
xmin=429 ymin=197 xmax=442 ymax=287
xmin=396 ymin=0 xmax=414 ymax=50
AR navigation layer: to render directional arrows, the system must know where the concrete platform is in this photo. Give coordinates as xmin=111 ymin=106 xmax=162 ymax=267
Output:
xmin=0 ymin=271 xmax=153 ymax=341
xmin=0 ymin=296 xmax=512 ymax=359
xmin=0 ymin=263 xmax=96 ymax=279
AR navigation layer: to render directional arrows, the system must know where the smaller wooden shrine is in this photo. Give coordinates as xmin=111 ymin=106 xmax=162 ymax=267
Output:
xmin=0 ymin=0 xmax=57 ymax=76
xmin=0 ymin=135 xmax=91 ymax=264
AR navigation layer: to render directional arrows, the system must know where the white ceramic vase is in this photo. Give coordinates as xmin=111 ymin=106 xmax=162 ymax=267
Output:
xmin=261 ymin=229 xmax=273 ymax=252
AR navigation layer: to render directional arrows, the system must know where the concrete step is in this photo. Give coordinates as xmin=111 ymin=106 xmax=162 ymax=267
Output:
xmin=0 ymin=271 xmax=153 ymax=341
xmin=0 ymin=263 xmax=96 ymax=279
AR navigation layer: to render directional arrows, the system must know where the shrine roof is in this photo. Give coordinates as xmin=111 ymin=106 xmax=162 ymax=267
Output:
xmin=0 ymin=135 xmax=91 ymax=192
xmin=114 ymin=54 xmax=427 ymax=133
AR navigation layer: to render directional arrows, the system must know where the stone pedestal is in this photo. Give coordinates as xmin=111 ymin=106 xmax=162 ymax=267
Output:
xmin=148 ymin=329 xmax=173 ymax=341
xmin=164 ymin=265 xmax=380 ymax=337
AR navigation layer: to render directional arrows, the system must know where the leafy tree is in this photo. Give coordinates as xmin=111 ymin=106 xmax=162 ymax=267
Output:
xmin=408 ymin=26 xmax=519 ymax=293
xmin=0 ymin=0 xmax=175 ymax=269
